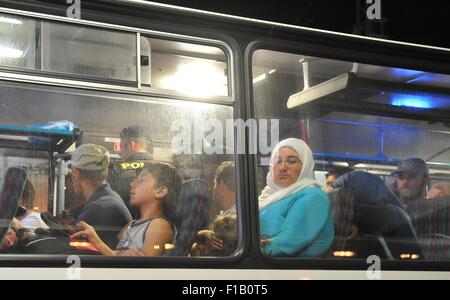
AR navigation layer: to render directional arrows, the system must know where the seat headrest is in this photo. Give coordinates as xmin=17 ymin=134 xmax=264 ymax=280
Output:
xmin=0 ymin=168 xmax=27 ymax=249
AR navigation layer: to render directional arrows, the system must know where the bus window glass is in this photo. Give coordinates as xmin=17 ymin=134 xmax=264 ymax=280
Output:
xmin=41 ymin=22 xmax=137 ymax=82
xmin=0 ymin=80 xmax=239 ymax=257
xmin=0 ymin=13 xmax=38 ymax=70
xmin=252 ymin=49 xmax=450 ymax=261
xmin=141 ymin=37 xmax=229 ymax=97
xmin=0 ymin=12 xmax=231 ymax=99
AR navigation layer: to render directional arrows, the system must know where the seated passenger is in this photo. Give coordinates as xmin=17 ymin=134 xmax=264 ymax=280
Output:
xmin=108 ymin=125 xmax=154 ymax=220
xmin=324 ymin=166 xmax=354 ymax=191
xmin=389 ymin=158 xmax=430 ymax=206
xmin=330 ymin=170 xmax=423 ymax=259
xmin=68 ymin=144 xmax=132 ymax=248
xmin=331 ymin=170 xmax=404 ymax=208
xmin=258 ymin=138 xmax=334 ymax=257
xmin=15 ymin=179 xmax=49 ymax=229
xmin=190 ymin=161 xmax=237 ymax=256
xmin=427 ymin=182 xmax=450 ymax=199
xmin=212 ymin=161 xmax=236 ymax=216
xmin=71 ymin=162 xmax=182 ymax=256
xmin=330 ymin=170 xmax=413 ymax=234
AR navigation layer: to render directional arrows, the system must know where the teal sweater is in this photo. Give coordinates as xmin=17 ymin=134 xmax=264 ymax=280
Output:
xmin=260 ymin=186 xmax=334 ymax=257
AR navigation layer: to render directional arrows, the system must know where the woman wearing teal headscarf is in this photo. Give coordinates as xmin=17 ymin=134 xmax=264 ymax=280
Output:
xmin=259 ymin=138 xmax=334 ymax=257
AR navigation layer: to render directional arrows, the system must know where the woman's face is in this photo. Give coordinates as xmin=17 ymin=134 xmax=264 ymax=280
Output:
xmin=272 ymin=147 xmax=303 ymax=188
xmin=130 ymin=169 xmax=158 ymax=207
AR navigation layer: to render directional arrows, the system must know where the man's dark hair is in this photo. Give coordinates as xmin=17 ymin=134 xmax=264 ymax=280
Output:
xmin=120 ymin=125 xmax=153 ymax=153
xmin=139 ymin=162 xmax=182 ymax=222
xmin=214 ymin=161 xmax=235 ymax=191
xmin=326 ymin=166 xmax=354 ymax=180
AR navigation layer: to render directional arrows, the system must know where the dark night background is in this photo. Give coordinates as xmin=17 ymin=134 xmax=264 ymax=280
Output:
xmin=144 ymin=0 xmax=450 ymax=48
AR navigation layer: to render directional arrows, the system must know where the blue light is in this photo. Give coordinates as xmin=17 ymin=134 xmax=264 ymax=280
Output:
xmin=391 ymin=68 xmax=424 ymax=78
xmin=391 ymin=94 xmax=434 ymax=109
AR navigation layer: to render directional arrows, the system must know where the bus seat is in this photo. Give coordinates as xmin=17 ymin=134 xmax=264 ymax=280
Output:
xmin=327 ymin=188 xmax=355 ymax=253
xmin=413 ymin=234 xmax=450 ymax=261
xmin=165 ymin=178 xmax=211 ymax=256
xmin=407 ymin=196 xmax=450 ymax=236
xmin=0 ymin=168 xmax=27 ymax=250
xmin=326 ymin=187 xmax=423 ymax=260
xmin=407 ymin=197 xmax=450 ymax=260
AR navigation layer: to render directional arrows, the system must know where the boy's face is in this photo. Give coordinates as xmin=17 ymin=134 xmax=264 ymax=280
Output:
xmin=130 ymin=169 xmax=166 ymax=207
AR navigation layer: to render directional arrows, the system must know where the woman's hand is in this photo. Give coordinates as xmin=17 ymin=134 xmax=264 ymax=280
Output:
xmin=260 ymin=239 xmax=272 ymax=248
xmin=197 ymin=230 xmax=223 ymax=250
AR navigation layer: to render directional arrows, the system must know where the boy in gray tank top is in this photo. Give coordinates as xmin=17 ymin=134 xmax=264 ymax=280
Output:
xmin=72 ymin=162 xmax=182 ymax=256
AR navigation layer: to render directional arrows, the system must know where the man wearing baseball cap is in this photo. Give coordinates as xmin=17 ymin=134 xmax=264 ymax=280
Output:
xmin=69 ymin=144 xmax=132 ymax=248
xmin=391 ymin=157 xmax=430 ymax=206
xmin=109 ymin=125 xmax=154 ymax=219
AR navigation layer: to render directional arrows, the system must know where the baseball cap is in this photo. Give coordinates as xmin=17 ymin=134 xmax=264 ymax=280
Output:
xmin=392 ymin=157 xmax=429 ymax=176
xmin=120 ymin=125 xmax=152 ymax=142
xmin=69 ymin=144 xmax=110 ymax=171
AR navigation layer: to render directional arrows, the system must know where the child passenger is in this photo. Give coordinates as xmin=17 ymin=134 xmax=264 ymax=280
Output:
xmin=71 ymin=162 xmax=182 ymax=256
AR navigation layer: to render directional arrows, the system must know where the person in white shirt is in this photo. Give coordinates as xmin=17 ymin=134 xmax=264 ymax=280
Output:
xmin=16 ymin=179 xmax=49 ymax=229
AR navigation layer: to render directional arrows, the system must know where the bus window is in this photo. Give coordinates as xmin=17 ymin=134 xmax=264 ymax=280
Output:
xmin=0 ymin=11 xmax=231 ymax=100
xmin=0 ymin=9 xmax=239 ymax=259
xmin=252 ymin=49 xmax=450 ymax=261
xmin=0 ymin=12 xmax=137 ymax=83
xmin=41 ymin=22 xmax=137 ymax=83
xmin=0 ymin=13 xmax=37 ymax=70
xmin=0 ymin=79 xmax=239 ymax=258
xmin=140 ymin=37 xmax=229 ymax=98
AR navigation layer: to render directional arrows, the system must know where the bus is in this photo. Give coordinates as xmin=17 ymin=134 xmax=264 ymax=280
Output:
xmin=0 ymin=0 xmax=450 ymax=280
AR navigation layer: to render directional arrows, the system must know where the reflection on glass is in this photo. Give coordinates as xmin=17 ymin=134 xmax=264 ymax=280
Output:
xmin=0 ymin=81 xmax=238 ymax=257
xmin=0 ymin=13 xmax=37 ymax=70
xmin=41 ymin=22 xmax=136 ymax=82
xmin=252 ymin=49 xmax=450 ymax=261
xmin=144 ymin=37 xmax=228 ymax=97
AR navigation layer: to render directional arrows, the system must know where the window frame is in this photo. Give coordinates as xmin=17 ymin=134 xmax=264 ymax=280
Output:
xmin=0 ymin=7 xmax=235 ymax=104
xmin=0 ymin=8 xmax=247 ymax=268
xmin=0 ymin=80 xmax=247 ymax=268
xmin=246 ymin=37 xmax=450 ymax=271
